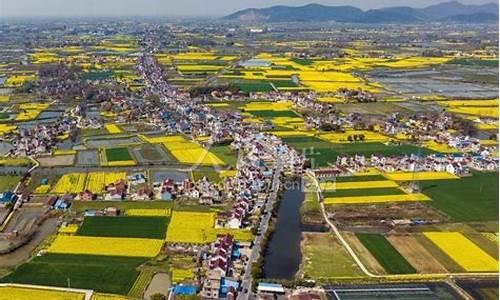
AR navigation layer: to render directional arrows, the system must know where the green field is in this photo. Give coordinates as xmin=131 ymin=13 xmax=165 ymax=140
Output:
xmin=71 ymin=200 xmax=173 ymax=213
xmin=81 ymin=127 xmax=109 ymax=137
xmin=135 ymin=143 xmax=173 ymax=161
xmin=356 ymin=233 xmax=416 ymax=274
xmin=300 ymin=142 xmax=434 ymax=167
xmin=209 ymin=145 xmax=238 ymax=166
xmin=0 ymin=175 xmax=19 ymax=192
xmin=269 ymin=80 xmax=299 ymax=88
xmin=0 ymin=112 xmax=11 ymax=120
xmin=290 ymin=57 xmax=314 ymax=65
xmin=323 ymin=187 xmax=405 ymax=198
xmin=249 ymin=110 xmax=299 ymax=118
xmin=329 ymin=175 xmax=387 ymax=182
xmin=421 ymin=172 xmax=499 ymax=222
xmin=447 ymin=58 xmax=499 ymax=67
xmin=301 ymin=233 xmax=361 ymax=279
xmin=300 ymin=178 xmax=323 ymax=224
xmin=1 ymin=254 xmax=146 ymax=294
xmin=191 ymin=167 xmax=221 ymax=182
xmin=282 ymin=136 xmax=333 ymax=149
xmin=237 ymin=81 xmax=274 ymax=93
xmin=105 ymin=147 xmax=133 ymax=161
xmin=283 ymin=139 xmax=435 ymax=167
xmin=76 ymin=216 xmax=169 ymax=239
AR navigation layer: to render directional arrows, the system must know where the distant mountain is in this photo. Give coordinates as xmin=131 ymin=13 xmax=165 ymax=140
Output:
xmin=224 ymin=4 xmax=364 ymax=23
xmin=420 ymin=1 xmax=498 ymax=19
xmin=224 ymin=1 xmax=499 ymax=23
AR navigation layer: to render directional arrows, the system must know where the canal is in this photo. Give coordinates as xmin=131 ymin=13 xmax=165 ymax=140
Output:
xmin=263 ymin=179 xmax=305 ymax=279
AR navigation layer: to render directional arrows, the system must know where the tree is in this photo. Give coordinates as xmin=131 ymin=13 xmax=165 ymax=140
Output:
xmin=150 ymin=293 xmax=167 ymax=300
xmin=347 ymin=135 xmax=353 ymax=142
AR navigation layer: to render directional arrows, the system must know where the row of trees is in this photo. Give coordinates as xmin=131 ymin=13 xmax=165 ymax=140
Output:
xmin=347 ymin=134 xmax=366 ymax=142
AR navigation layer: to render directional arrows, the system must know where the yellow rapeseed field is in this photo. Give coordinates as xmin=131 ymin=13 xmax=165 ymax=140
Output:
xmin=125 ymin=209 xmax=171 ymax=217
xmin=375 ymin=57 xmax=450 ymax=68
xmin=166 ymin=211 xmax=216 ymax=244
xmin=177 ymin=65 xmax=224 ymax=72
xmin=141 ymin=135 xmax=223 ymax=165
xmin=166 ymin=211 xmax=253 ymax=244
xmin=85 ymin=172 xmax=126 ymax=193
xmin=266 ymin=130 xmax=314 ymax=137
xmin=171 ymin=268 xmax=195 ymax=282
xmin=480 ymin=139 xmax=498 ymax=146
xmin=242 ymin=101 xmax=293 ymax=112
xmin=101 ymin=111 xmax=117 ymax=118
xmin=423 ymin=141 xmax=460 ymax=153
xmin=4 ymin=74 xmax=36 ymax=87
xmin=424 ymin=232 xmax=499 ymax=272
xmin=105 ymin=124 xmax=122 ymax=134
xmin=16 ymin=103 xmax=50 ymax=121
xmin=323 ymin=193 xmax=430 ymax=205
xmin=58 ymin=224 xmax=79 ymax=235
xmin=52 ymin=173 xmax=87 ymax=194
xmin=383 ymin=171 xmax=459 ymax=181
xmin=47 ymin=235 xmax=163 ymax=257
xmin=170 ymin=148 xmax=224 ymax=165
xmin=105 ymin=160 xmax=136 ymax=167
xmin=317 ymin=96 xmax=344 ymax=103
xmin=0 ymin=287 xmax=84 ymax=300
xmin=34 ymin=184 xmax=51 ymax=194
xmin=320 ymin=180 xmax=399 ymax=190
xmin=299 ymin=71 xmax=360 ymax=82
xmin=172 ymin=52 xmax=236 ymax=61
xmin=53 ymin=149 xmax=77 ymax=155
xmin=318 ymin=130 xmax=390 ymax=143
xmin=206 ymin=103 xmax=229 ymax=107
xmin=0 ymin=124 xmax=16 ymax=135
xmin=353 ymin=168 xmax=381 ymax=176
xmin=218 ymin=170 xmax=237 ymax=177
xmin=92 ymin=293 xmax=133 ymax=300
xmin=482 ymin=232 xmax=499 ymax=245
xmin=447 ymin=106 xmax=499 ymax=118
xmin=437 ymin=99 xmax=499 ymax=107
xmin=475 ymin=123 xmax=499 ymax=130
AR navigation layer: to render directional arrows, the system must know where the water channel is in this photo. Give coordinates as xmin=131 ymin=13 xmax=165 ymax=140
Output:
xmin=263 ymin=179 xmax=305 ymax=279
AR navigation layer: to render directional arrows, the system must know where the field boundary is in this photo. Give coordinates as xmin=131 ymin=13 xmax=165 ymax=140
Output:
xmin=306 ymin=171 xmax=500 ymax=281
xmin=0 ymin=283 xmax=93 ymax=300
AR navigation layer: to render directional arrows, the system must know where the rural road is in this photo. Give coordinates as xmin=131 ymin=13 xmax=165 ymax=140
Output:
xmin=238 ymin=156 xmax=283 ymax=300
xmin=307 ymin=171 xmax=499 ymax=280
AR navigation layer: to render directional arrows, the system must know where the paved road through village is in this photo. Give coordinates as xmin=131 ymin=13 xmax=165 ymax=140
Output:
xmin=238 ymin=156 xmax=283 ymax=300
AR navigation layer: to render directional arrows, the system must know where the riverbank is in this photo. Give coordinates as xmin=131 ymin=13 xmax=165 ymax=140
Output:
xmin=263 ymin=179 xmax=305 ymax=280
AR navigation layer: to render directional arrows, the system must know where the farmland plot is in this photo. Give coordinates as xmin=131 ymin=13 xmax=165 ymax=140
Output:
xmin=356 ymin=233 xmax=416 ymax=274
xmin=1 ymin=254 xmax=146 ymax=295
xmin=47 ymin=236 xmax=163 ymax=257
xmin=76 ymin=216 xmax=169 ymax=239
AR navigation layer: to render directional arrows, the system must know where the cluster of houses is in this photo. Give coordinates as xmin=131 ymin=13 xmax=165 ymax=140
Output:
xmin=152 ymin=177 xmax=222 ymax=203
xmin=216 ymin=132 xmax=303 ymax=229
xmin=0 ymin=191 xmax=17 ymax=207
xmin=382 ymin=112 xmax=497 ymax=154
xmin=45 ymin=195 xmax=71 ymax=210
xmin=201 ymin=234 xmax=242 ymax=300
xmin=5 ymin=121 xmax=74 ymax=157
xmin=334 ymin=152 xmax=498 ymax=174
xmin=74 ymin=178 xmax=128 ymax=201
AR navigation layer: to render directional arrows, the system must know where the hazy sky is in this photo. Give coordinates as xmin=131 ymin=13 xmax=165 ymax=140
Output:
xmin=0 ymin=0 xmax=496 ymax=17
